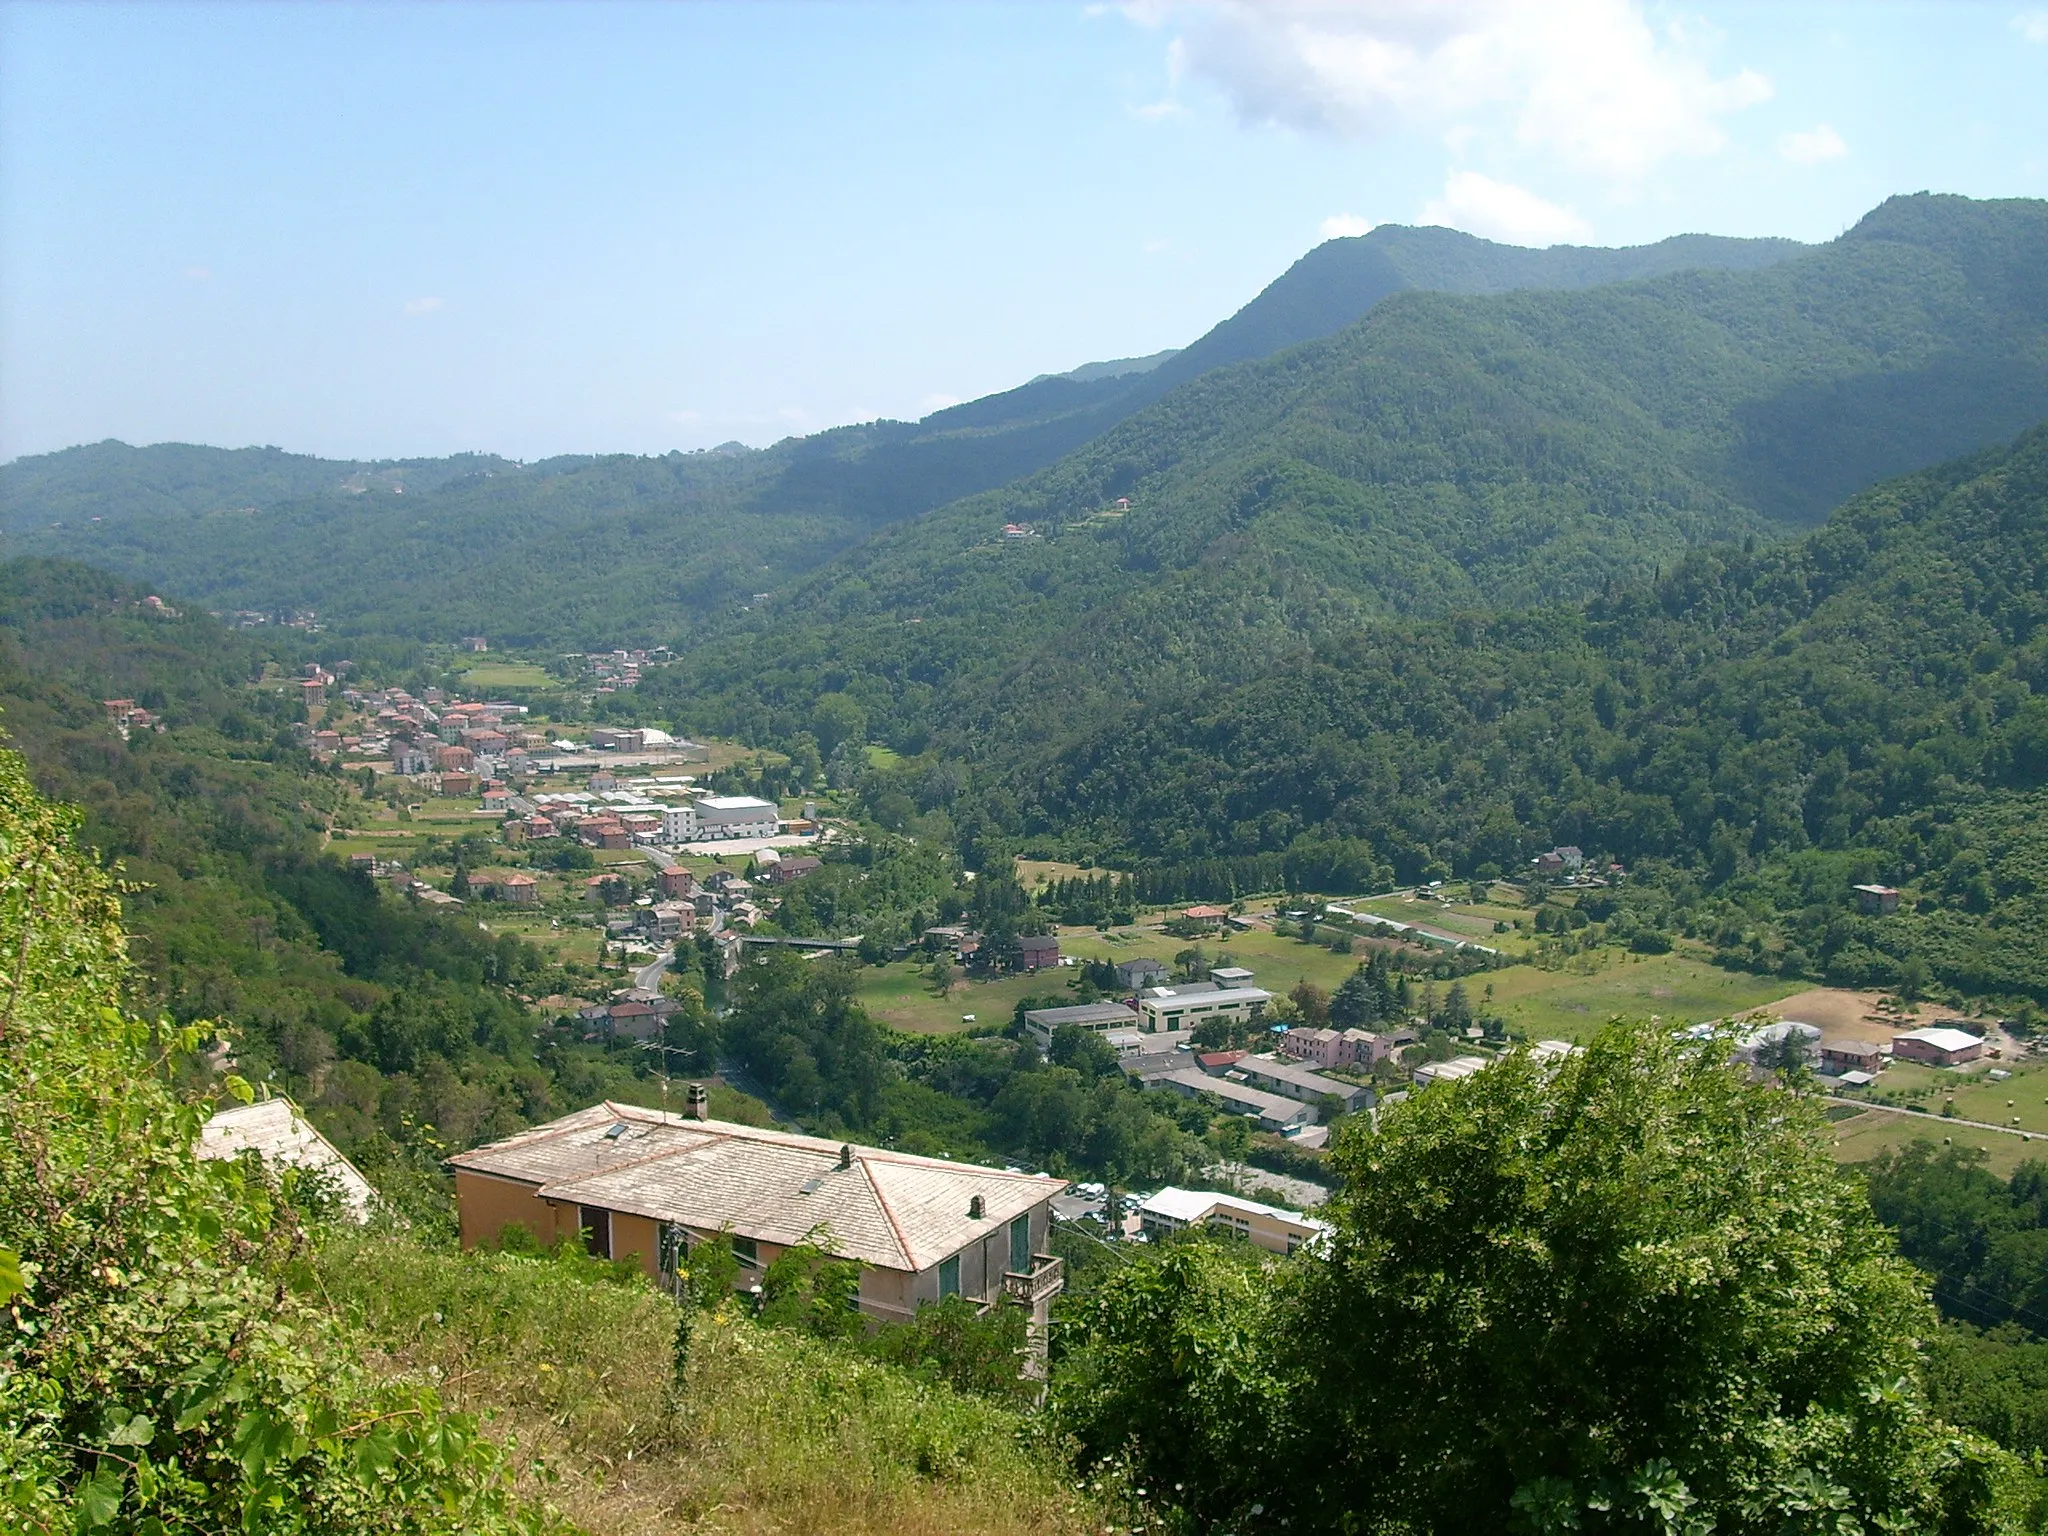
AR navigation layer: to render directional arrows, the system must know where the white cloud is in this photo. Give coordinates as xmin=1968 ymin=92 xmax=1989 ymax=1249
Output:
xmin=1320 ymin=212 xmax=1375 ymax=238
xmin=2016 ymin=11 xmax=2048 ymax=44
xmin=1777 ymin=123 xmax=1847 ymax=164
xmin=1420 ymin=170 xmax=1591 ymax=245
xmin=1131 ymin=98 xmax=1187 ymax=119
xmin=1139 ymin=0 xmax=1772 ymax=182
xmin=402 ymin=296 xmax=444 ymax=316
xmin=183 ymin=265 xmax=211 ymax=282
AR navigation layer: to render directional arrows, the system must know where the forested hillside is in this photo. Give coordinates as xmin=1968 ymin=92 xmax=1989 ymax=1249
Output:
xmin=651 ymin=195 xmax=2048 ymax=773
xmin=0 ymin=224 xmax=1799 ymax=646
xmin=655 ymin=419 xmax=2048 ymax=1008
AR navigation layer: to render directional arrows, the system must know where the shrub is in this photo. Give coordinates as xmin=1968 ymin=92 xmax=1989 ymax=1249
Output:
xmin=0 ymin=747 xmax=559 ymax=1534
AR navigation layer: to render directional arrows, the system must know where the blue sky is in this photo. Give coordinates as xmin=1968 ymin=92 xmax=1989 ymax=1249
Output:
xmin=2 ymin=1 xmax=2045 ymax=463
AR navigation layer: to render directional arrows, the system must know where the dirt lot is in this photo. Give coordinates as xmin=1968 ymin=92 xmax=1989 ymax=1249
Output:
xmin=1757 ymin=987 xmax=1897 ymax=1045
xmin=1752 ymin=987 xmax=2022 ymax=1056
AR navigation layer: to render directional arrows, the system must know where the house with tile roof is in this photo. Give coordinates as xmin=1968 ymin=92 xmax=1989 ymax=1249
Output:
xmin=447 ymin=1098 xmax=1067 ymax=1356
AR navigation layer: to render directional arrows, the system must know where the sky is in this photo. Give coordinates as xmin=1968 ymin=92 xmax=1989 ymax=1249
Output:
xmin=2 ymin=1 xmax=2046 ymax=464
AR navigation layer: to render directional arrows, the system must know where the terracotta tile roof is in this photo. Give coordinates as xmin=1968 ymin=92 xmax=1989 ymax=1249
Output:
xmin=447 ymin=1102 xmax=1065 ymax=1273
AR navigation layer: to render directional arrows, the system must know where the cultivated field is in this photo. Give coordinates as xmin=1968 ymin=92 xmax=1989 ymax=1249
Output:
xmin=453 ymin=659 xmax=556 ymax=689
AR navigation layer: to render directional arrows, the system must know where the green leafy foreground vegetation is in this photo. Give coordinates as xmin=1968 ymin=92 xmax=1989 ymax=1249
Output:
xmin=4 ymin=751 xmax=2046 ymax=1532
xmin=0 ymin=749 xmax=1104 ymax=1535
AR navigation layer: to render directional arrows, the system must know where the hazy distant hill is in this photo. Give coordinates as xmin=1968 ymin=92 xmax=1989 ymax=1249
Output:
xmin=0 ymin=222 xmax=1804 ymax=643
xmin=650 ymin=194 xmax=2048 ymax=761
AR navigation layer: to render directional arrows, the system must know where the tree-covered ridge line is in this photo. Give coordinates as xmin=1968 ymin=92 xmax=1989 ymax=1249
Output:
xmin=647 ymin=193 xmax=2048 ymax=755
xmin=646 ymin=418 xmax=2048 ymax=1010
xmin=0 ymin=210 xmax=1892 ymax=651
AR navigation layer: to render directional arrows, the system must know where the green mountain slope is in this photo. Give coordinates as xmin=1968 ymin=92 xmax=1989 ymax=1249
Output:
xmin=766 ymin=418 xmax=2048 ymax=1006
xmin=652 ymin=193 xmax=2048 ymax=758
xmin=0 ymin=225 xmax=1801 ymax=645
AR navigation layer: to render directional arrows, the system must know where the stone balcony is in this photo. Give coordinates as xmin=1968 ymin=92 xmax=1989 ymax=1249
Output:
xmin=1002 ymin=1253 xmax=1064 ymax=1309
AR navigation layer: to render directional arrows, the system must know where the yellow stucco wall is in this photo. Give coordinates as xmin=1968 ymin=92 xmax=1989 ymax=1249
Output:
xmin=609 ymin=1211 xmax=661 ymax=1278
xmin=455 ymin=1170 xmax=559 ymax=1250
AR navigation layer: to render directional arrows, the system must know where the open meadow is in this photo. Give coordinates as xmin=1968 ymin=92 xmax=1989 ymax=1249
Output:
xmin=1484 ymin=950 xmax=1804 ymax=1041
xmin=1826 ymin=1104 xmax=2041 ymax=1177
xmin=1061 ymin=921 xmax=1378 ymax=995
xmin=856 ymin=961 xmax=1057 ymax=1036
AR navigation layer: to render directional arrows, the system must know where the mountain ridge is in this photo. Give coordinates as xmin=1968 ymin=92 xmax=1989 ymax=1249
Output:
xmin=653 ymin=196 xmax=2048 ymax=743
xmin=1 ymin=220 xmax=1811 ymax=643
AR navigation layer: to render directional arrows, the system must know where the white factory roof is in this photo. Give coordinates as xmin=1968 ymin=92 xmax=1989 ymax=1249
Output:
xmin=1141 ymin=986 xmax=1274 ymax=1007
xmin=1895 ymin=1027 xmax=1981 ymax=1054
xmin=696 ymin=795 xmax=777 ymax=812
xmin=1138 ymin=1186 xmax=1333 ymax=1234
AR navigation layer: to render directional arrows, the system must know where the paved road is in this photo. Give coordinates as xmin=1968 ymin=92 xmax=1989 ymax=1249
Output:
xmin=635 ymin=948 xmax=674 ymax=992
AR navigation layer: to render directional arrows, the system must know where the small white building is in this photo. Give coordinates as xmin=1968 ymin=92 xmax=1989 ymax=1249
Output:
xmin=1137 ymin=1187 xmax=1331 ymax=1256
xmin=660 ymin=804 xmax=698 ymax=843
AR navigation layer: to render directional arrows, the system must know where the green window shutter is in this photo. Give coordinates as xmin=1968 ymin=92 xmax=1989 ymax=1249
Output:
xmin=1008 ymin=1213 xmax=1031 ymax=1275
xmin=938 ymin=1255 xmax=960 ymax=1297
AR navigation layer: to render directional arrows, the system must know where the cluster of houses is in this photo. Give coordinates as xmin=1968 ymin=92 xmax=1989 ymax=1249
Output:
xmin=221 ymin=607 xmax=320 ymax=631
xmin=1020 ymin=964 xmax=1412 ymax=1137
xmin=1527 ymin=845 xmax=1626 ymax=884
xmin=298 ymin=679 xmax=540 ymax=779
xmin=579 ymin=648 xmax=668 ymax=692
xmin=100 ymin=698 xmax=163 ymax=738
xmin=572 ymin=985 xmax=686 ymax=1042
xmin=511 ymin=785 xmax=782 ymax=851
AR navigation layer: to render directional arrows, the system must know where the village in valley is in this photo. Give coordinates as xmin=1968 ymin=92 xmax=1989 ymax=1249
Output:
xmin=249 ymin=642 xmax=2048 ymax=1270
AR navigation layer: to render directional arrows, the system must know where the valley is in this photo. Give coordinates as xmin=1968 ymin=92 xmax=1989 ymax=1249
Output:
xmin=7 ymin=188 xmax=2048 ymax=1534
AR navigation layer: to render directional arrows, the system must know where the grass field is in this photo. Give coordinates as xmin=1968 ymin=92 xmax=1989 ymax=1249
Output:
xmin=477 ymin=912 xmax=605 ymax=966
xmin=1016 ymin=858 xmax=1104 ymax=890
xmin=1826 ymin=1105 xmax=2041 ymax=1177
xmin=1059 ymin=923 xmax=1372 ymax=997
xmin=1347 ymin=893 xmax=1537 ymax=959
xmin=856 ymin=962 xmax=1059 ymax=1036
xmin=1485 ymin=951 xmax=1804 ymax=1042
xmin=1945 ymin=1058 xmax=2048 ymax=1134
xmin=455 ymin=660 xmax=556 ymax=689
